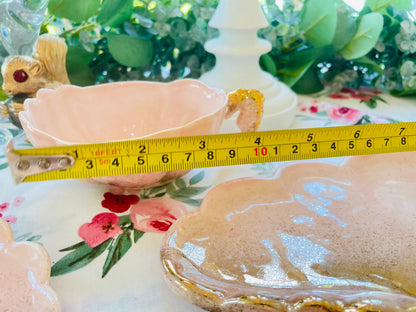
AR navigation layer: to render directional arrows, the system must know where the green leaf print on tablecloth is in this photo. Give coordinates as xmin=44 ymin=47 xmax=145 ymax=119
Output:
xmin=51 ymin=171 xmax=210 ymax=278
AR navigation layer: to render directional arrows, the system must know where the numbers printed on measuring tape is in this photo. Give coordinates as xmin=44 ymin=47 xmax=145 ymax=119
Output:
xmin=86 ymin=159 xmax=94 ymax=169
xmin=207 ymin=151 xmax=215 ymax=160
xmin=292 ymin=144 xmax=299 ymax=154
xmin=14 ymin=122 xmax=416 ymax=183
xmin=138 ymin=145 xmax=146 ymax=153
xmin=254 ymin=147 xmax=268 ymax=156
xmin=253 ymin=146 xmax=279 ymax=157
xmin=161 ymin=154 xmax=169 ymax=163
xmin=199 ymin=140 xmax=206 ymax=149
xmin=137 ymin=156 xmax=145 ymax=165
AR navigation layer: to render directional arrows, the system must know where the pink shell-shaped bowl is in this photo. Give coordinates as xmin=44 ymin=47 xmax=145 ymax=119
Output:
xmin=19 ymin=79 xmax=228 ymax=190
xmin=161 ymin=151 xmax=416 ymax=311
xmin=0 ymin=218 xmax=61 ymax=311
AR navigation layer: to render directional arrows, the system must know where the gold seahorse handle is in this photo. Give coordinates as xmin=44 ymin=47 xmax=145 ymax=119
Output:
xmin=225 ymin=89 xmax=264 ymax=132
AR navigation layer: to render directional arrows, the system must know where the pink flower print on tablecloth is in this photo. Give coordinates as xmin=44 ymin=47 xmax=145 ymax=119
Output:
xmin=309 ymin=105 xmax=319 ymax=113
xmin=326 ymin=106 xmax=363 ymax=124
xmin=78 ymin=213 xmax=123 ymax=248
xmin=3 ymin=215 xmax=17 ymax=224
xmin=12 ymin=197 xmax=25 ymax=207
xmin=0 ymin=200 xmax=19 ymax=224
xmin=130 ymin=197 xmax=187 ymax=233
xmin=298 ymin=99 xmax=326 ymax=114
xmin=101 ymin=192 xmax=139 ymax=213
xmin=0 ymin=202 xmax=9 ymax=212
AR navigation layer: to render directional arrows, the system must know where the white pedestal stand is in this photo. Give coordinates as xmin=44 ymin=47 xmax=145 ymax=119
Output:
xmin=199 ymin=0 xmax=297 ymax=132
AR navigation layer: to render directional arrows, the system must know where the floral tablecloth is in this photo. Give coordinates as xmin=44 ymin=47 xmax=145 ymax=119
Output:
xmin=0 ymin=91 xmax=415 ymax=312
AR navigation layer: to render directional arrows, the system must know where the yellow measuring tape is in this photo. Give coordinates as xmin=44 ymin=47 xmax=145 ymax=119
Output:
xmin=6 ymin=121 xmax=416 ymax=183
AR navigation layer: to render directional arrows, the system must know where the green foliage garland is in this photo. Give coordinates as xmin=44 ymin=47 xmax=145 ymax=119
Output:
xmin=1 ymin=0 xmax=415 ymax=100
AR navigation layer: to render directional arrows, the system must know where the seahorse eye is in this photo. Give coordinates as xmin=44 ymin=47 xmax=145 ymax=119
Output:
xmin=13 ymin=69 xmax=29 ymax=83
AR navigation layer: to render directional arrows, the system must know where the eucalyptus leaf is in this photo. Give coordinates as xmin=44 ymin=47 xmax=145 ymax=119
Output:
xmin=278 ymin=45 xmax=335 ymax=87
xmin=0 ymin=163 xmax=8 ymax=170
xmin=66 ymin=46 xmax=96 ymax=86
xmin=51 ymin=240 xmax=111 ymax=276
xmin=278 ymin=59 xmax=315 ymax=87
xmin=48 ymin=0 xmax=100 ymax=23
xmin=299 ymin=0 xmax=338 ymax=47
xmin=353 ymin=56 xmax=384 ymax=74
xmin=260 ymin=54 xmax=278 ymax=76
xmin=106 ymin=33 xmax=153 ymax=67
xmin=42 ymin=0 xmax=415 ymax=99
xmin=339 ymin=12 xmax=383 ymax=60
xmin=292 ymin=65 xmax=324 ymax=94
xmin=365 ymin=0 xmax=395 ymax=11
xmin=97 ymin=0 xmax=134 ymax=27
xmin=365 ymin=0 xmax=410 ymax=11
xmin=102 ymin=230 xmax=132 ymax=277
xmin=288 ymin=45 xmax=336 ymax=65
xmin=332 ymin=7 xmax=357 ymax=51
xmin=394 ymin=0 xmax=411 ymax=9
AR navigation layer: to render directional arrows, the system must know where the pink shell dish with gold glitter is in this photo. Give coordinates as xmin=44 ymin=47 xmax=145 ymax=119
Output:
xmin=161 ymin=151 xmax=416 ymax=311
xmin=0 ymin=218 xmax=60 ymax=311
xmin=19 ymin=79 xmax=263 ymax=191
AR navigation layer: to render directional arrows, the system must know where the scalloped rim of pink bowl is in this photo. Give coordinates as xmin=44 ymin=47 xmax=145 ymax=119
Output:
xmin=19 ymin=79 xmax=228 ymax=146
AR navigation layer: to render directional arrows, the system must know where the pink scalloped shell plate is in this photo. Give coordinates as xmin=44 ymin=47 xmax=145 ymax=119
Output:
xmin=0 ymin=218 xmax=60 ymax=311
xmin=161 ymin=152 xmax=416 ymax=311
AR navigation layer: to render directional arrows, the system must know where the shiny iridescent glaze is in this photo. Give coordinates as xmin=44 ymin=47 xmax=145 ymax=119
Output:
xmin=161 ymin=152 xmax=416 ymax=311
xmin=0 ymin=218 xmax=60 ymax=311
